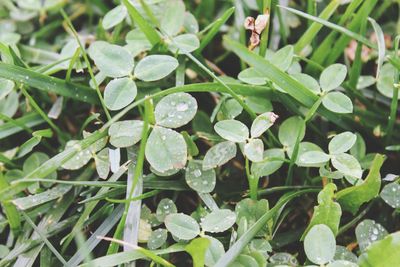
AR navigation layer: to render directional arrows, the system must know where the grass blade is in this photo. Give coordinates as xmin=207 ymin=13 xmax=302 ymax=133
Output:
xmin=0 ymin=62 xmax=98 ymax=104
xmin=368 ymin=17 xmax=385 ymax=79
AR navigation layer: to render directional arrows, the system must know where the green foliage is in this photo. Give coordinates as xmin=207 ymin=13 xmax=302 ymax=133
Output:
xmin=0 ymin=1 xmax=398 ymax=266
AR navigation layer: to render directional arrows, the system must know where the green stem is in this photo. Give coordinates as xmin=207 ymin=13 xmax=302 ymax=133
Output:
xmin=246 ymin=158 xmax=258 ymax=200
xmin=60 ymin=9 xmax=112 ymax=121
xmin=385 ymin=35 xmax=400 ymax=144
xmin=259 ymin=0 xmax=272 ymax=57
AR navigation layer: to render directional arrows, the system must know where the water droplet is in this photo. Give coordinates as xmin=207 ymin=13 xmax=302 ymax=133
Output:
xmin=372 ymin=228 xmax=379 ymax=235
xmin=176 ymin=102 xmax=188 ymax=112
xmin=161 ymin=135 xmax=166 ymax=141
xmin=168 ymin=112 xmax=175 ymax=118
xmin=193 ymin=169 xmax=202 ymax=177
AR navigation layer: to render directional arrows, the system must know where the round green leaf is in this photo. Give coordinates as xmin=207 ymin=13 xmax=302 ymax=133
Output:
xmin=278 ymin=116 xmax=305 ymax=147
xmin=62 ymin=141 xmax=92 ymax=170
xmin=298 ymin=151 xmax=330 ymax=166
xmin=356 ymin=219 xmax=388 ymax=252
xmin=380 ymin=182 xmax=400 ymax=208
xmin=218 ymin=98 xmax=243 ymax=120
xmin=156 ymin=198 xmax=178 ymax=222
xmin=238 ymin=68 xmax=266 ymax=85
xmin=160 ymin=0 xmax=185 ymax=36
xmin=102 ymin=5 xmax=127 ymax=30
xmin=88 ymin=41 xmax=134 ymax=78
xmin=334 ymin=245 xmax=358 ymax=263
xmin=250 ymin=112 xmax=278 ymax=138
xmin=232 ymin=254 xmax=259 ymax=267
xmin=244 ymin=96 xmax=273 ymax=114
xmin=269 ymin=45 xmax=294 ymax=71
xmin=154 ymin=92 xmax=197 ymax=128
xmin=145 ymin=126 xmax=187 ymax=173
xmin=202 ymin=141 xmax=237 ymax=170
xmin=304 ymin=224 xmax=336 ymax=265
xmin=244 ymin=138 xmax=264 ymax=162
xmin=94 ymin=148 xmax=110 ymax=179
xmin=331 ymin=153 xmax=362 ymax=179
xmin=183 ymin=12 xmax=199 ymax=33
xmin=292 ymin=73 xmax=321 ymax=94
xmin=185 ymin=160 xmax=216 ymax=193
xmin=200 ymin=209 xmax=236 ymax=233
xmin=214 ymin=120 xmax=249 ymax=143
xmin=327 ymin=260 xmax=358 ymax=267
xmin=164 ymin=213 xmax=200 ymax=240
xmin=104 ymin=77 xmax=137 ymax=111
xmin=134 ymin=55 xmax=179 ymax=82
xmin=376 ymin=64 xmax=400 ymax=99
xmin=322 ymin=92 xmax=353 ymax=114
xmin=147 ymin=228 xmax=168 ymax=250
xmin=0 ymin=78 xmax=14 ymax=100
xmin=328 ymin=132 xmax=357 ymax=155
xmin=320 ymin=64 xmax=347 ymax=91
xmin=205 ymin=236 xmax=225 ymax=266
xmin=108 ymin=120 xmax=144 ymax=148
xmin=170 ymin=33 xmax=200 ymax=53
xmin=251 ymin=148 xmax=285 ymax=177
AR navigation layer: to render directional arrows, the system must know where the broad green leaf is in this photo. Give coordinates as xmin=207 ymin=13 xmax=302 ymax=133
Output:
xmin=376 ymin=64 xmax=400 ymax=99
xmin=380 ymin=182 xmax=400 ymax=208
xmin=94 ymin=148 xmax=110 ymax=179
xmin=304 ymin=224 xmax=336 ymax=265
xmin=185 ymin=160 xmax=216 ymax=193
xmin=160 ymin=0 xmax=185 ymax=36
xmin=358 ymin=232 xmax=400 ymax=267
xmin=183 ymin=12 xmax=199 ymax=33
xmin=235 ymin=198 xmax=270 ymax=237
xmin=350 ymin=133 xmax=366 ymax=160
xmin=145 ymin=126 xmax=187 ymax=172
xmin=244 ymin=138 xmax=264 ymax=162
xmin=83 ymin=131 xmax=107 ymax=153
xmin=322 ymin=92 xmax=353 ymax=114
xmin=302 ymin=183 xmax=342 ymax=238
xmin=250 ymin=112 xmax=278 ymax=138
xmin=278 ymin=116 xmax=305 ymax=147
xmin=170 ymin=34 xmax=200 ymax=53
xmin=269 ymin=45 xmax=294 ymax=71
xmin=205 ymin=236 xmax=225 ymax=266
xmin=218 ymin=98 xmax=243 ymax=120
xmin=0 ymin=90 xmax=18 ymax=118
xmin=214 ymin=120 xmax=249 ymax=143
xmin=201 ymin=209 xmax=236 ymax=233
xmin=104 ymin=77 xmax=137 ymax=111
xmin=154 ymin=92 xmax=197 ymax=128
xmin=298 ymin=151 xmax=330 ymax=166
xmin=185 ymin=238 xmax=210 ymax=267
xmin=108 ymin=120 xmax=144 ymax=148
xmin=102 ymin=5 xmax=127 ymax=30
xmin=319 ymin=64 xmax=347 ymax=91
xmin=329 ymin=132 xmax=357 ymax=155
xmin=356 ymin=219 xmax=388 ymax=252
xmin=244 ymin=96 xmax=272 ymax=114
xmin=288 ymin=142 xmax=323 ymax=165
xmin=251 ymin=148 xmax=285 ymax=177
xmin=134 ymin=55 xmax=179 ymax=82
xmin=292 ymin=73 xmax=321 ymax=94
xmin=0 ymin=78 xmax=14 ymax=100
xmin=202 ymin=141 xmax=237 ymax=170
xmin=337 ymin=154 xmax=385 ymax=214
xmin=148 ymin=229 xmax=168 ymax=250
xmin=165 ymin=213 xmax=200 ymax=240
xmin=88 ymin=41 xmax=134 ymax=78
xmin=327 ymin=260 xmax=358 ymax=267
xmin=125 ymin=29 xmax=152 ymax=56
xmin=231 ymin=254 xmax=259 ymax=267
xmin=331 ymin=153 xmax=362 ymax=179
xmin=269 ymin=252 xmax=298 ymax=266
xmin=62 ymin=140 xmax=92 ymax=170
xmin=156 ymin=198 xmax=177 ymax=222
xmin=334 ymin=246 xmax=358 ymax=263
xmin=238 ymin=68 xmax=266 ymax=85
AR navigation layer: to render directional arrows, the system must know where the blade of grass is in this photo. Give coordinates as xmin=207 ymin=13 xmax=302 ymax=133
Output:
xmin=60 ymin=9 xmax=111 ymax=121
xmin=122 ymin=0 xmax=162 ymax=46
xmin=21 ymin=211 xmax=67 ymax=265
xmin=385 ymin=36 xmax=400 ymax=144
xmin=214 ymin=189 xmax=319 ymax=266
xmin=258 ymin=0 xmax=271 ymax=57
xmin=0 ymin=62 xmax=98 ymax=104
xmin=368 ymin=17 xmax=385 ymax=79
xmin=196 ymin=7 xmax=235 ymax=54
xmin=294 ymin=0 xmax=341 ymax=54
xmin=65 ymin=205 xmax=124 ymax=267
xmin=0 ymin=172 xmax=21 ymax=234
